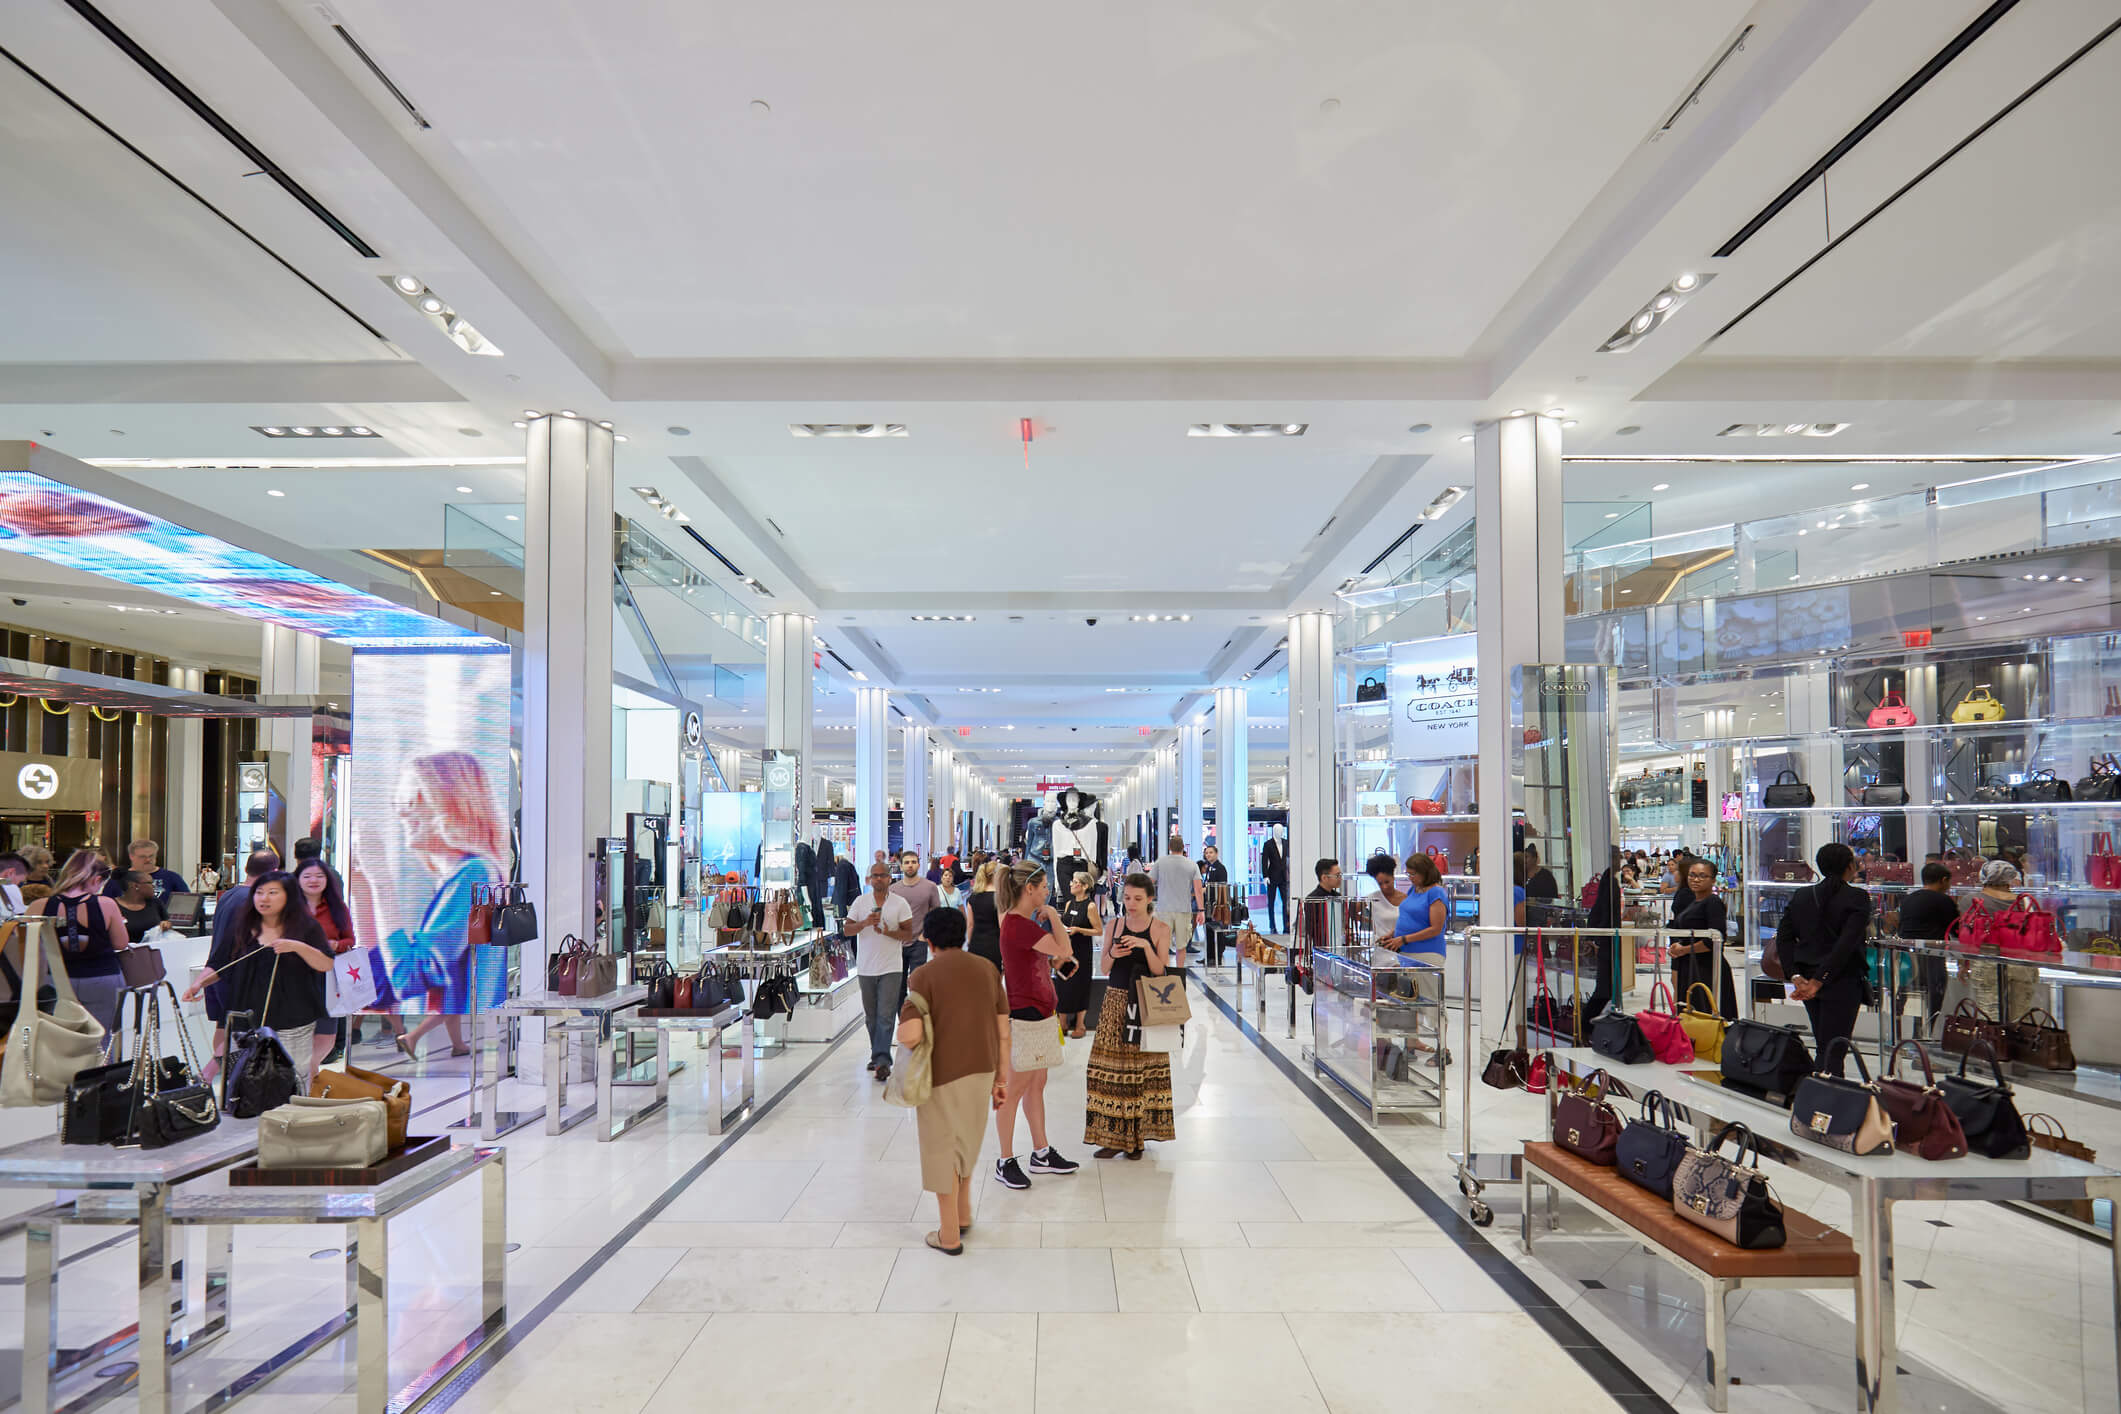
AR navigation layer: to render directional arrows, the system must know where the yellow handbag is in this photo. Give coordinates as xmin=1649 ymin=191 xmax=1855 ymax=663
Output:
xmin=1951 ymin=685 xmax=2006 ymax=723
xmin=1678 ymin=982 xmax=1726 ymax=1062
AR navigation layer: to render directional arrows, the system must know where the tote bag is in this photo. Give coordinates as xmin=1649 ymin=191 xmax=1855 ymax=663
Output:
xmin=325 ymin=949 xmax=380 ymax=1017
xmin=1 ymin=917 xmax=107 ymax=1107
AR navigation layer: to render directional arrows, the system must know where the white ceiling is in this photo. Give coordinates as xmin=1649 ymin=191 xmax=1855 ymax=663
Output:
xmin=2 ymin=0 xmax=2119 ymax=797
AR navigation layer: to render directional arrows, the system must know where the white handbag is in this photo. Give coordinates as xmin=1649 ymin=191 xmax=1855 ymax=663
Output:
xmin=1 ymin=916 xmax=108 ymax=1107
xmin=257 ymin=1095 xmax=389 ymax=1169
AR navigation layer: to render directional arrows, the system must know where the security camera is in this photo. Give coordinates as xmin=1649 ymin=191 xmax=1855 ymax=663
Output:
xmin=1084 ymin=617 xmax=1098 ymax=627
xmin=9 ymin=598 xmax=24 ymax=607
xmin=1070 ymin=726 xmax=1078 ymax=732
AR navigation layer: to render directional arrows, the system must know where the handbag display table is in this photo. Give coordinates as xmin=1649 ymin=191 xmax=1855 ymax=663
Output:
xmin=611 ymin=1007 xmax=757 ymax=1136
xmin=0 ymin=1121 xmax=259 ymax=1414
xmin=59 ymin=1142 xmax=504 ymax=1414
xmin=1545 ymin=1047 xmax=2121 ymax=1414
xmin=468 ymin=988 xmax=648 ymax=1141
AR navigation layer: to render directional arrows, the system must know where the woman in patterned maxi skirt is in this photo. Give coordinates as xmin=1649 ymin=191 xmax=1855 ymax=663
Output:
xmin=1085 ymin=872 xmax=1176 ymax=1157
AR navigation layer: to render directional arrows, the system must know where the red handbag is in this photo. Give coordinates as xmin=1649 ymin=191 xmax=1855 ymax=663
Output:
xmin=466 ymin=884 xmax=494 ymax=946
xmin=1635 ymin=981 xmax=1696 ymax=1065
xmin=1866 ymin=687 xmax=1917 ymax=728
xmin=1990 ymin=894 xmax=2062 ymax=953
xmin=2090 ymin=834 xmax=2119 ymax=891
xmin=1876 ymin=1040 xmax=1969 ymax=1161
xmin=1405 ymin=798 xmax=1445 ymax=816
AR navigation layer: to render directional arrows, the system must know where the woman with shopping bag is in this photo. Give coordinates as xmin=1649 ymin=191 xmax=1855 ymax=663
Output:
xmin=1083 ymin=872 xmax=1177 ymax=1160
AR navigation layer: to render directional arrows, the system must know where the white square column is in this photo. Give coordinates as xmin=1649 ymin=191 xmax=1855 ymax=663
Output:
xmin=1177 ymin=721 xmax=1206 ymax=857
xmin=1287 ymin=609 xmax=1337 ymax=898
xmin=166 ymin=667 xmax=206 ymax=880
xmin=1214 ymin=686 xmax=1250 ymax=894
xmin=523 ymin=413 xmax=616 ymax=990
xmin=1474 ymin=413 xmax=1565 ymax=1041
xmin=900 ymin=725 xmax=930 ymax=859
xmin=765 ymin=613 xmax=816 ymax=841
xmin=259 ymin=624 xmax=320 ymax=860
xmin=854 ymin=687 xmax=889 ymax=867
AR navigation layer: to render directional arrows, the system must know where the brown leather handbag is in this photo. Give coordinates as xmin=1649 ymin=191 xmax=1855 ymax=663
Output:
xmin=1875 ymin=1040 xmax=1967 ymax=1161
xmin=311 ymin=1063 xmax=411 ymax=1152
xmin=1938 ymin=999 xmax=2007 ymax=1062
xmin=1554 ymin=1067 xmax=1622 ymax=1166
xmin=2009 ymin=1008 xmax=2075 ymax=1071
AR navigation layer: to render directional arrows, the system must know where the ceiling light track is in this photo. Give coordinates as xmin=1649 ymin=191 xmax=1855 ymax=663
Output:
xmin=1712 ymin=0 xmax=2020 ymax=258
xmin=59 ymin=0 xmax=380 ymax=257
xmin=0 ymin=43 xmax=386 ymax=341
xmin=1711 ymin=8 xmax=2118 ymax=342
xmin=677 ymin=525 xmax=771 ymax=597
xmin=321 ymin=12 xmax=430 ymax=129
xmin=1359 ymin=521 xmax=1425 ymax=576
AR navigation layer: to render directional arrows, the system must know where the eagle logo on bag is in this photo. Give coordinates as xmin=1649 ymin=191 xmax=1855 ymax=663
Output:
xmin=1147 ymin=982 xmax=1178 ymax=1006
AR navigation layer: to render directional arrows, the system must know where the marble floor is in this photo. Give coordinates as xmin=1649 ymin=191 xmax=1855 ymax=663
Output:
xmin=0 ymin=962 xmax=2110 ymax=1414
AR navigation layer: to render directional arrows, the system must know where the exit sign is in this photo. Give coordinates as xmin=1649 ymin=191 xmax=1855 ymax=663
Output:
xmin=957 ymin=727 xmax=971 ymax=737
xmin=1138 ymin=726 xmax=1152 ymax=736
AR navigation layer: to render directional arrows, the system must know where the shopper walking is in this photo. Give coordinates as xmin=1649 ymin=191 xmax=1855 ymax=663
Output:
xmin=1055 ymin=868 xmax=1101 ymax=1037
xmin=1084 ymin=872 xmax=1176 ymax=1159
xmin=1669 ymin=856 xmax=1737 ymax=1020
xmin=33 ymin=849 xmax=134 ymax=1038
xmin=186 ymin=869 xmax=334 ymax=1090
xmin=295 ymin=858 xmax=364 ymax=1067
xmin=1150 ymin=836 xmax=1202 ymax=964
xmin=992 ymin=863 xmax=1081 ymax=1188
xmin=963 ymin=861 xmax=1003 ymax=973
xmin=893 ymin=849 xmax=944 ymax=975
xmin=848 ymin=859 xmax=915 ymax=1080
xmin=899 ymin=909 xmax=1009 ymax=1254
xmin=1773 ymin=842 xmax=1872 ymax=1077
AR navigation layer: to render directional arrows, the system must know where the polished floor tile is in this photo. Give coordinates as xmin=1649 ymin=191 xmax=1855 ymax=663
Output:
xmin=1112 ymin=1247 xmax=1198 ymax=1311
xmin=1287 ymin=1311 xmax=1626 ymax=1413
xmin=447 ymin=1312 xmax=706 ymax=1414
xmin=879 ymin=1247 xmax=1118 ymax=1313
xmin=636 ymin=1246 xmax=899 ymax=1312
xmin=940 ymin=1312 xmax=1036 ymax=1414
xmin=1182 ymin=1246 xmax=1437 ymax=1313
xmin=1033 ymin=1314 xmax=1327 ymax=1412
xmin=1097 ymin=1160 xmax=1301 ymax=1223
xmin=644 ymin=1313 xmax=955 ymax=1414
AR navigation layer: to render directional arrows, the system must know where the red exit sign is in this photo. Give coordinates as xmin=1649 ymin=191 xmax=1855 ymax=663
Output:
xmin=1902 ymin=629 xmax=1932 ymax=648
xmin=1138 ymin=726 xmax=1152 ymax=736
xmin=957 ymin=727 xmax=972 ymax=737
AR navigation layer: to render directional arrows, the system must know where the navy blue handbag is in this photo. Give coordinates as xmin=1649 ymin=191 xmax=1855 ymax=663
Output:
xmin=1615 ymin=1089 xmax=1689 ymax=1199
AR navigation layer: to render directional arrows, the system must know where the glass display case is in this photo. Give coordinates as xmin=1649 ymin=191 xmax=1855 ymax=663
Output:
xmin=1310 ymin=944 xmax=1446 ymax=1124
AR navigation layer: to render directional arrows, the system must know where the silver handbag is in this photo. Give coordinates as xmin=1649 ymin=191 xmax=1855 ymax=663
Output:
xmin=257 ymin=1095 xmax=389 ymax=1169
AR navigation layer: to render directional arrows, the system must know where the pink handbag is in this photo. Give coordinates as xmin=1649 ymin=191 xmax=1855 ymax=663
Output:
xmin=2090 ymin=834 xmax=2119 ymax=891
xmin=1866 ymin=687 xmax=1917 ymax=729
xmin=1991 ymin=894 xmax=2063 ymax=954
xmin=1635 ymin=980 xmax=1696 ymax=1065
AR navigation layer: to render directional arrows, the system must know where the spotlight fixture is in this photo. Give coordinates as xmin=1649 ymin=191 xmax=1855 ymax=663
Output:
xmin=1599 ymin=271 xmax=1715 ymax=353
xmin=252 ymin=425 xmax=381 ymax=439
xmin=379 ymin=275 xmax=504 ymax=356
xmin=910 ymin=614 xmax=976 ymax=622
xmin=455 ymin=486 xmax=473 ymax=494
xmin=1717 ymin=422 xmax=1848 ymax=438
xmin=1185 ymin=423 xmax=1308 ymax=437
xmin=1850 ymin=482 xmax=1870 ymax=491
xmin=266 ymin=488 xmax=285 ymax=497
xmin=788 ymin=423 xmax=907 ymax=438
xmin=1458 ymin=434 xmax=1474 ymax=443
xmin=1127 ymin=614 xmax=1192 ymax=622
xmin=1651 ymin=483 xmax=1670 ymax=491
xmin=1420 ymin=486 xmax=1466 ymax=521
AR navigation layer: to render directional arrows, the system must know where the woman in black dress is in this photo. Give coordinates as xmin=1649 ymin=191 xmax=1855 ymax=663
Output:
xmin=1055 ymin=868 xmax=1101 ymax=1037
xmin=1670 ymin=857 xmax=1736 ymax=1020
xmin=963 ymin=860 xmax=1004 ymax=974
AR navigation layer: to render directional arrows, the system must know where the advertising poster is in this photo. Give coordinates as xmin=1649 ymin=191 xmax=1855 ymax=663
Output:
xmin=1389 ymin=637 xmax=1480 ymax=760
xmin=347 ymin=646 xmax=512 ymax=1014
xmin=699 ymin=791 xmax=764 ymax=883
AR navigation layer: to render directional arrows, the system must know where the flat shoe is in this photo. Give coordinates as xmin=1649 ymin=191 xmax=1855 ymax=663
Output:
xmin=1124 ymin=1149 xmax=1145 ymax=1160
xmin=924 ymin=1232 xmax=963 ymax=1256
xmin=1093 ymin=1147 xmax=1121 ymax=1159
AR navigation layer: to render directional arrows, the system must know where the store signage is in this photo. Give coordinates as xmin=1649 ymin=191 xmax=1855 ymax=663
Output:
xmin=1390 ymin=638 xmax=1479 ymax=759
xmin=957 ymin=727 xmax=971 ymax=737
xmin=684 ymin=711 xmax=703 ymax=747
xmin=1902 ymin=629 xmax=1933 ymax=648
xmin=0 ymin=751 xmax=101 ymax=811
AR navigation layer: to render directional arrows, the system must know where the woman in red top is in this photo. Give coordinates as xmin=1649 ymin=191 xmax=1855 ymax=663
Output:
xmin=294 ymin=858 xmax=363 ymax=1070
xmin=992 ymin=864 xmax=1081 ymax=1190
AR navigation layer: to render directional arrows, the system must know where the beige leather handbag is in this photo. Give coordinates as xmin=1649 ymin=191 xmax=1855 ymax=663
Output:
xmin=1 ymin=917 xmax=109 ymax=1107
xmin=258 ymin=1095 xmax=389 ymax=1169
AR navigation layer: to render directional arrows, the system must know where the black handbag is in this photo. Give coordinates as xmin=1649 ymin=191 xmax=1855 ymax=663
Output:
xmin=1719 ymin=1020 xmax=1811 ymax=1105
xmin=1615 ymin=1089 xmax=1689 ymax=1199
xmin=1858 ymin=778 xmax=1909 ymax=807
xmin=1939 ymin=1040 xmax=2031 ymax=1159
xmin=1589 ymin=1007 xmax=1655 ymax=1066
xmin=1761 ymin=769 xmax=1814 ymax=808
xmin=1354 ymin=675 xmax=1386 ymax=704
xmin=643 ymin=960 xmax=676 ymax=1009
xmin=1970 ymin=774 xmax=2013 ymax=805
xmin=127 ymin=985 xmax=218 ymax=1150
xmin=1789 ymin=1038 xmax=1895 ymax=1156
xmin=491 ymin=884 xmax=539 ymax=946
xmin=2011 ymin=769 xmax=2072 ymax=803
xmin=2076 ymin=754 xmax=2121 ymax=802
xmin=221 ymin=956 xmax=300 ymax=1119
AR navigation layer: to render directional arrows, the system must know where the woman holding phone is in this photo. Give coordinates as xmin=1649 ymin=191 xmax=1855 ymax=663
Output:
xmin=992 ymin=864 xmax=1080 ymax=1190
xmin=1083 ymin=872 xmax=1175 ymax=1159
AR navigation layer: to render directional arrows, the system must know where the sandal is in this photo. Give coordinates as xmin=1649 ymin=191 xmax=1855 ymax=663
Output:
xmin=396 ymin=1038 xmax=417 ymax=1060
xmin=924 ymin=1232 xmax=963 ymax=1256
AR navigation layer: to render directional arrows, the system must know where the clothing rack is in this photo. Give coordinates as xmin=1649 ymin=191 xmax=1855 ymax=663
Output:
xmin=1451 ymin=923 xmax=1721 ymax=1228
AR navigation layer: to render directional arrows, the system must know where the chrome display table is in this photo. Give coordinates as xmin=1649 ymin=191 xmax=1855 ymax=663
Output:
xmin=468 ymin=988 xmax=648 ymax=1141
xmin=1545 ymin=1047 xmax=2121 ymax=1414
xmin=611 ymin=1007 xmax=757 ymax=1136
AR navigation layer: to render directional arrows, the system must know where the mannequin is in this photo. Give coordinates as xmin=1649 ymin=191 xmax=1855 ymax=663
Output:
xmin=1260 ymin=823 xmax=1290 ymax=933
xmin=1050 ymin=788 xmax=1106 ymax=894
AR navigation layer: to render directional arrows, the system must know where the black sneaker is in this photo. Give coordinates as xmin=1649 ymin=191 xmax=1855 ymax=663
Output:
xmin=993 ymin=1156 xmax=1032 ymax=1190
xmin=1028 ymin=1147 xmax=1079 ymax=1175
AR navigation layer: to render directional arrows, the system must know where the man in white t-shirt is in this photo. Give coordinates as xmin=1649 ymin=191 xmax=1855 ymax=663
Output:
xmin=1150 ymin=836 xmax=1203 ymax=967
xmin=847 ymin=860 xmax=915 ymax=1080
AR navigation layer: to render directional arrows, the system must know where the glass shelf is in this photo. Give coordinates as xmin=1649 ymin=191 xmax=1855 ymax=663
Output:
xmin=1744 ymin=879 xmax=2121 ymax=900
xmin=1749 ymin=800 xmax=2121 ymax=815
xmin=1337 ymin=813 xmax=1480 ymax=823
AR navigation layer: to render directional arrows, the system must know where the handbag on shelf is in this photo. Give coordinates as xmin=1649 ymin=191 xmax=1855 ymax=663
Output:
xmin=1525 ymin=938 xmax=1579 ymax=1043
xmin=1 ymin=917 xmax=107 ymax=1108
xmin=2024 ymin=1112 xmax=2093 ymax=1162
xmin=1589 ymin=1007 xmax=1655 ymax=1066
xmin=1950 ymin=685 xmax=2007 ymax=724
xmin=1876 ymin=1039 xmax=1968 ymax=1161
xmin=257 ymin=1095 xmax=390 ymax=1170
xmin=1482 ymin=942 xmax=1533 ymax=1091
xmin=1938 ymin=1041 xmax=2030 ymax=1159
xmin=1945 ymin=855 xmax=1984 ymax=887
xmin=1857 ymin=777 xmax=1910 ymax=807
xmin=1990 ymin=894 xmax=2062 ymax=954
xmin=2089 ymin=833 xmax=2120 ymax=891
xmin=2011 ymin=769 xmax=2072 ymax=803
xmin=1678 ymin=982 xmax=1727 ymax=1062
xmin=1970 ymin=774 xmax=2013 ymax=805
xmin=1553 ymin=1067 xmax=1622 ymax=1167
xmin=124 ymin=985 xmax=218 ymax=1151
xmin=491 ymin=884 xmax=539 ymax=946
xmin=1615 ymin=1089 xmax=1689 ymax=1199
xmin=1761 ymin=770 xmax=1814 ymax=809
xmin=2008 ymin=1007 xmax=2075 ymax=1071
xmin=1405 ymin=798 xmax=1445 ymax=817
xmin=1868 ymin=860 xmax=1915 ymax=885
xmin=1354 ymin=675 xmax=1386 ymax=704
xmin=2077 ymin=755 xmax=2121 ymax=803
xmin=1789 ymin=1039 xmax=1895 ymax=1157
xmin=1672 ymin=1122 xmax=1787 ymax=1250
xmin=642 ymin=959 xmax=676 ymax=1009
xmin=1938 ymin=998 xmax=2009 ymax=1061
xmin=1866 ymin=686 xmax=1917 ymax=729
xmin=1767 ymin=859 xmax=1815 ymax=883
xmin=222 ymin=1001 xmax=300 ymax=1121
xmin=1136 ymin=973 xmax=1191 ymax=1027
xmin=312 ymin=1063 xmax=411 ymax=1151
xmin=572 ymin=949 xmax=618 ymax=999
xmin=1634 ymin=981 xmax=1696 ymax=1065
xmin=466 ymin=885 xmax=494 ymax=946
xmin=1719 ymin=1019 xmax=1811 ymax=1105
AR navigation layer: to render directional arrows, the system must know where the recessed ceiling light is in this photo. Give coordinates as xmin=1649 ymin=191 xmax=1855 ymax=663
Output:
xmin=260 ymin=426 xmax=287 ymax=437
xmin=1651 ymin=482 xmax=1669 ymax=491
xmin=351 ymin=427 xmax=373 ymax=437
xmin=560 ymin=410 xmax=578 ymax=419
xmin=1186 ymin=423 xmax=1307 ymax=437
xmin=1672 ymin=272 xmax=1700 ymax=292
xmin=1509 ymin=409 xmax=1526 ymax=417
xmin=513 ymin=420 xmax=527 ymax=429
xmin=597 ymin=421 xmax=614 ymax=430
xmin=418 ymin=295 xmax=445 ymax=313
xmin=504 ymin=514 xmax=518 ymax=521
xmin=523 ymin=409 xmax=540 ymax=418
xmin=1618 ymin=588 xmax=1632 ymax=595
xmin=614 ymin=434 xmax=629 ymax=442
xmin=291 ymin=427 xmax=315 ymax=437
xmin=321 ymin=427 xmax=344 ymax=436
xmin=1604 ymin=512 xmax=1620 ymax=519
xmin=266 ymin=488 xmax=285 ymax=497
xmin=489 ymin=590 xmax=503 ymax=596
xmin=391 ymin=274 xmax=424 ymax=294
xmin=251 ymin=425 xmax=379 ymax=440
xmin=1407 ymin=422 xmax=1432 ymax=434
xmin=1458 ymin=434 xmax=1474 ymax=444
xmin=789 ymin=423 xmax=907 ymax=438
xmin=456 ymin=485 xmax=473 ymax=494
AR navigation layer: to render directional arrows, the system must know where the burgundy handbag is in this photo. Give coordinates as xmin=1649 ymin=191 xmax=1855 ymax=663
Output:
xmin=1876 ymin=1039 xmax=1968 ymax=1161
xmin=1554 ymin=1067 xmax=1623 ymax=1166
xmin=466 ymin=884 xmax=494 ymax=946
xmin=1938 ymin=999 xmax=2008 ymax=1061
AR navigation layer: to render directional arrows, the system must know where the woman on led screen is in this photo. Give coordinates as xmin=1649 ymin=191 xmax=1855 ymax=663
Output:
xmin=349 ymin=750 xmax=506 ymax=1059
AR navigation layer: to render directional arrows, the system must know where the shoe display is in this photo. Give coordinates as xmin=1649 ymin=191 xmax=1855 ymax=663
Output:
xmin=1028 ymin=1146 xmax=1080 ymax=1175
xmin=993 ymin=1156 xmax=1032 ymax=1189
